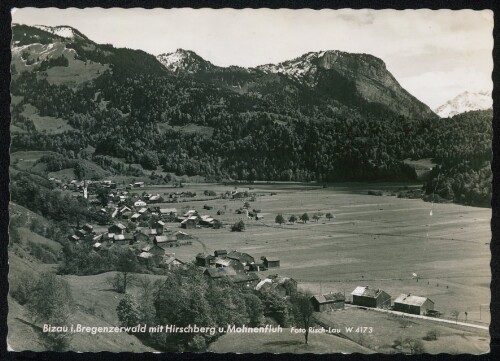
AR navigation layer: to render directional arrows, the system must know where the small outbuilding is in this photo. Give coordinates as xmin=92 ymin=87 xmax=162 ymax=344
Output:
xmin=263 ymin=257 xmax=280 ymax=268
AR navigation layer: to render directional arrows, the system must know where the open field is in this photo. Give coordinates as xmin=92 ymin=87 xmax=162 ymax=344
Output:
xmin=208 ymin=327 xmax=373 ymax=354
xmin=21 ymin=103 xmax=76 ymax=134
xmin=153 ymin=182 xmax=490 ymax=325
xmin=315 ymin=307 xmax=489 ymax=354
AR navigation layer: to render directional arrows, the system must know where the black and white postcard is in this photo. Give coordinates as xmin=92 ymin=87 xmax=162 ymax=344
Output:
xmin=7 ymin=7 xmax=493 ymax=354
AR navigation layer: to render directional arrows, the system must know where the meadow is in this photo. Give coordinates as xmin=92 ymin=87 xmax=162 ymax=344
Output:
xmin=146 ymin=182 xmax=490 ymax=324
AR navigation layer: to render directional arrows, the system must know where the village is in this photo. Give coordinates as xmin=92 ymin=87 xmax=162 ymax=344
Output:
xmin=61 ymin=177 xmax=444 ymax=322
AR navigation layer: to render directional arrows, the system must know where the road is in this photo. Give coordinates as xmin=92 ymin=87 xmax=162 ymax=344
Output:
xmin=347 ymin=305 xmax=489 ymax=330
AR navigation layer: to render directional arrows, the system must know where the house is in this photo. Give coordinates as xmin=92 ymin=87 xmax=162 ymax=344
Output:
xmin=255 ymin=214 xmax=264 ymax=220
xmin=68 ymin=235 xmax=80 ymax=242
xmin=183 ymin=210 xmax=197 ymax=217
xmin=175 ymin=231 xmax=193 ymax=240
xmin=199 ymin=215 xmax=216 ymax=227
xmin=82 ymin=224 xmax=94 ymax=233
xmin=214 ymin=250 xmax=227 ymax=257
xmin=134 ymin=232 xmax=149 ymax=243
xmin=351 ymin=286 xmax=392 ymax=309
xmin=204 ymin=267 xmax=260 ymax=286
xmin=114 ymin=233 xmax=134 ymax=245
xmin=119 ymin=206 xmax=132 ymax=214
xmin=196 ymin=253 xmax=215 ymax=267
xmin=153 ymin=220 xmax=166 ymax=231
xmin=154 ymin=234 xmax=179 ymax=247
xmin=130 ymin=213 xmax=142 ymax=222
xmin=160 ymin=254 xmax=186 ymax=270
xmin=108 ymin=223 xmax=127 ymax=235
xmin=263 ymin=257 xmax=280 ymax=268
xmin=134 ymin=200 xmax=147 ymax=207
xmin=138 ymin=207 xmax=148 ymax=215
xmin=226 ymin=251 xmax=255 ymax=267
xmin=142 ymin=244 xmax=165 ymax=257
xmin=181 ymin=216 xmax=198 ymax=229
xmin=311 ymin=293 xmax=346 ymax=312
xmin=134 ymin=182 xmax=145 ymax=188
xmin=149 ymin=195 xmax=161 ymax=203
xmin=393 ymin=294 xmax=434 ymax=315
xmin=75 ymin=228 xmax=88 ymax=238
xmin=137 ymin=252 xmax=156 ymax=266
xmin=255 ymin=275 xmax=297 ymax=296
xmin=215 ymin=258 xmax=244 ymax=272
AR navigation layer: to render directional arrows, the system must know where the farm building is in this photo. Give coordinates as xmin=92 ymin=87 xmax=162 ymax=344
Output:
xmin=204 ymin=267 xmax=260 ymax=286
xmin=199 ymin=215 xmax=216 ymax=227
xmin=108 ymin=223 xmax=127 ymax=235
xmin=227 ymin=251 xmax=255 ymax=266
xmin=215 ymin=258 xmax=245 ymax=272
xmin=154 ymin=235 xmax=179 ymax=247
xmin=255 ymin=275 xmax=297 ymax=297
xmin=181 ymin=216 xmax=198 ymax=229
xmin=351 ymin=286 xmax=392 ymax=309
xmin=75 ymin=229 xmax=88 ymax=238
xmin=196 ymin=253 xmax=215 ymax=267
xmin=160 ymin=208 xmax=178 ymax=217
xmin=161 ymin=254 xmax=186 ymax=270
xmin=134 ymin=182 xmax=145 ymax=188
xmin=82 ymin=224 xmax=94 ymax=233
xmin=263 ymin=257 xmax=280 ymax=268
xmin=214 ymin=250 xmax=227 ymax=257
xmin=311 ymin=293 xmax=345 ymax=312
xmin=68 ymin=235 xmax=80 ymax=242
xmin=134 ymin=232 xmax=149 ymax=243
xmin=176 ymin=231 xmax=193 ymax=240
xmin=149 ymin=195 xmax=161 ymax=203
xmin=142 ymin=244 xmax=165 ymax=257
xmin=114 ymin=233 xmax=134 ymax=245
xmin=393 ymin=294 xmax=434 ymax=315
xmin=255 ymin=214 xmax=264 ymax=220
xmin=131 ymin=213 xmax=142 ymax=222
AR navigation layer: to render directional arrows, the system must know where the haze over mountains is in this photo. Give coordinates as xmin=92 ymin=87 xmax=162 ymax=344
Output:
xmin=10 ymin=24 xmax=492 ymax=206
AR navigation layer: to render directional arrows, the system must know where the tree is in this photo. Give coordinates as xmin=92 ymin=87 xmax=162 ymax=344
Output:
xmin=312 ymin=214 xmax=320 ymax=222
xmin=326 ymin=213 xmax=333 ymax=221
xmin=231 ymin=220 xmax=245 ymax=232
xmin=450 ymin=310 xmax=460 ymax=324
xmin=111 ymin=248 xmax=138 ymax=293
xmin=275 ymin=214 xmax=285 ymax=226
xmin=26 ymin=273 xmax=74 ymax=351
xmin=117 ymin=294 xmax=141 ymax=330
xmin=289 ymin=215 xmax=297 ymax=223
xmin=244 ymin=201 xmax=250 ymax=209
xmin=404 ymin=338 xmax=425 ymax=354
xmin=96 ymin=187 xmax=109 ymax=207
xmin=290 ymin=292 xmax=314 ymax=345
xmin=300 ymin=213 xmax=309 ymax=223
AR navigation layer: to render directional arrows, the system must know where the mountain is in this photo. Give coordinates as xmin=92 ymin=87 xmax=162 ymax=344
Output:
xmin=434 ymin=90 xmax=493 ymax=118
xmin=33 ymin=25 xmax=89 ymax=41
xmin=157 ymin=49 xmax=216 ymax=73
xmin=157 ymin=49 xmax=436 ymax=120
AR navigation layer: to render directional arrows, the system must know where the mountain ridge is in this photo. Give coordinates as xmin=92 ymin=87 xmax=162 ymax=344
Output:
xmin=434 ymin=90 xmax=493 ymax=118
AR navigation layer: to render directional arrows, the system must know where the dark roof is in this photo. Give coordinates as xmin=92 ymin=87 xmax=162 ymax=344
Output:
xmin=227 ymin=251 xmax=255 ymax=264
xmin=196 ymin=253 xmax=214 ymax=260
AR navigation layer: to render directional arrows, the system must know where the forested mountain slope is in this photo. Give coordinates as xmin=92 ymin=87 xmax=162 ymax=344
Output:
xmin=10 ymin=24 xmax=492 ymax=206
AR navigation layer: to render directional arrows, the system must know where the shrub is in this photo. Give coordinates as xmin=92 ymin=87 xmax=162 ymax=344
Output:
xmin=423 ymin=330 xmax=440 ymax=341
xmin=11 ymin=272 xmax=37 ymax=305
xmin=231 ymin=220 xmax=245 ymax=232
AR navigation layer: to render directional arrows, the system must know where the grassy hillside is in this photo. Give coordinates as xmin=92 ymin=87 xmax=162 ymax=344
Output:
xmin=208 ymin=328 xmax=373 ymax=353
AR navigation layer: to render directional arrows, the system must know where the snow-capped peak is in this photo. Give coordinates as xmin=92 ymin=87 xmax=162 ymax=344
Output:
xmin=434 ymin=90 xmax=492 ymax=118
xmin=33 ymin=25 xmax=84 ymax=40
xmin=156 ymin=49 xmax=214 ymax=73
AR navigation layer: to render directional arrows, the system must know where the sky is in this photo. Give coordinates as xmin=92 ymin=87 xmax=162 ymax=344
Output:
xmin=12 ymin=8 xmax=493 ymax=109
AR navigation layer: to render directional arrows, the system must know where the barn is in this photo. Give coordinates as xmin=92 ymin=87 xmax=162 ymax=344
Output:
xmin=214 ymin=250 xmax=227 ymax=257
xmin=263 ymin=257 xmax=280 ymax=268
xmin=181 ymin=216 xmax=198 ymax=229
xmin=351 ymin=286 xmax=392 ymax=308
xmin=108 ymin=223 xmax=126 ymax=235
xmin=393 ymin=294 xmax=434 ymax=315
xmin=311 ymin=293 xmax=345 ymax=312
xmin=196 ymin=253 xmax=215 ymax=267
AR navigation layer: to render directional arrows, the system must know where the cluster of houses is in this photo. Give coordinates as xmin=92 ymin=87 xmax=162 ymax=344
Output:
xmin=195 ymin=249 xmax=281 ymax=287
xmin=311 ymin=285 xmax=436 ymax=316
